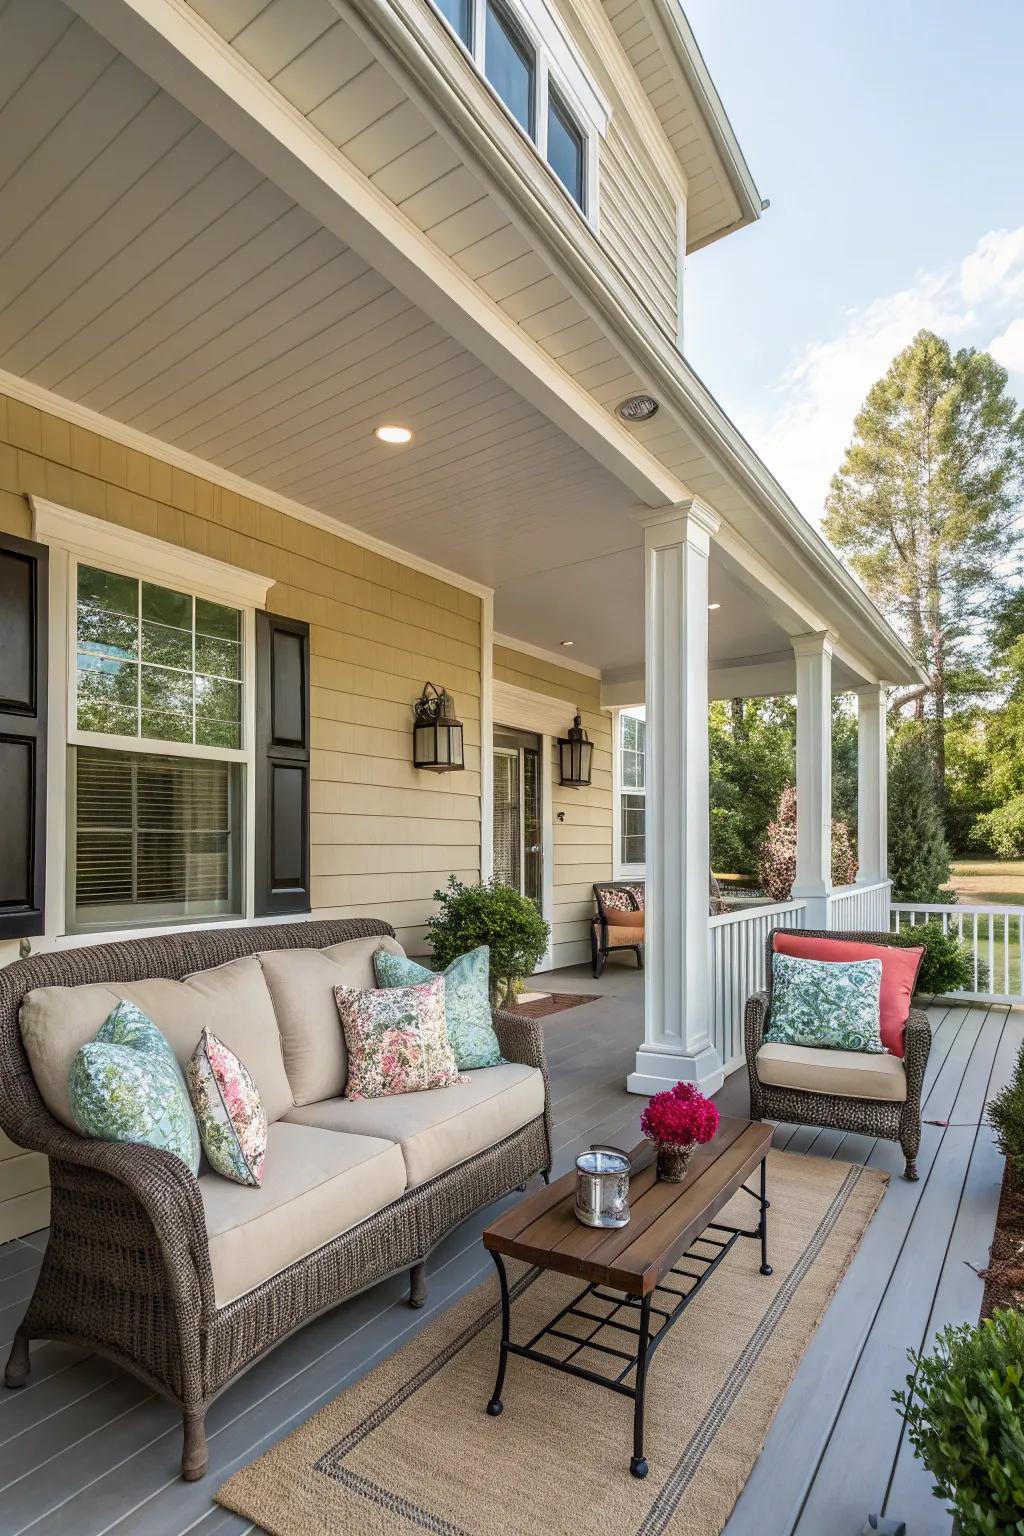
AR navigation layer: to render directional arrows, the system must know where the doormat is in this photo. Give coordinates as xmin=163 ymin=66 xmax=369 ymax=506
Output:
xmin=217 ymin=1152 xmax=886 ymax=1536
xmin=504 ymin=992 xmax=598 ymax=1019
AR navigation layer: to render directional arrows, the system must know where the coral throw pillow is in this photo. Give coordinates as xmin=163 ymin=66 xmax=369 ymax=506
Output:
xmin=69 ymin=1002 xmax=200 ymax=1174
xmin=772 ymin=932 xmax=924 ymax=1057
xmin=766 ymin=953 xmax=885 ymax=1054
xmin=373 ymin=946 xmax=502 ymax=1071
xmin=335 ymin=976 xmax=466 ymax=1101
xmin=187 ymin=1030 xmax=267 ymax=1187
xmin=608 ymin=909 xmax=644 ymax=932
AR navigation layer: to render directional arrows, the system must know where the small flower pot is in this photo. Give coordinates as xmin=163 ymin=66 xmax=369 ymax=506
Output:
xmin=655 ymin=1143 xmax=692 ymax=1183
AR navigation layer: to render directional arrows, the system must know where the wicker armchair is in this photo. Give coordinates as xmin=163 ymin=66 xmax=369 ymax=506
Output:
xmin=0 ymin=919 xmax=552 ymax=1480
xmin=745 ymin=927 xmax=931 ymax=1181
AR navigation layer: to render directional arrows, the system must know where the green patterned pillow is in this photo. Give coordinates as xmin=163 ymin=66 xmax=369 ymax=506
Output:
xmin=766 ymin=952 xmax=885 ymax=1054
xmin=372 ymin=946 xmax=503 ymax=1070
xmin=68 ymin=1002 xmax=201 ymax=1173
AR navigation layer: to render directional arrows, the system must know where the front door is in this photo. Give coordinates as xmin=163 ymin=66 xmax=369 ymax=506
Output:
xmin=492 ymin=731 xmax=542 ymax=912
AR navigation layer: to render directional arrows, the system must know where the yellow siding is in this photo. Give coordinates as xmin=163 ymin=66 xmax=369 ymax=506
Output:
xmin=493 ymin=644 xmax=612 ymax=968
xmin=599 ymin=118 xmax=679 ymax=341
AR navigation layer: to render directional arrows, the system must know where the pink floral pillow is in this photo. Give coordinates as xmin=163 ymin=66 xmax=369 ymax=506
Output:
xmin=334 ymin=976 xmax=466 ymax=1101
xmin=186 ymin=1029 xmax=266 ymax=1187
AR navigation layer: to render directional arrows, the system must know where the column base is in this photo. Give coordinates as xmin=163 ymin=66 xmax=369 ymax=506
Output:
xmin=627 ymin=1045 xmax=723 ymax=1099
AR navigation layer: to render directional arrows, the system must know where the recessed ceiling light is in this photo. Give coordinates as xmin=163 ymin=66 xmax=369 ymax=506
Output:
xmin=708 ymin=602 xmax=721 ymax=611
xmin=374 ymin=424 xmax=412 ymax=444
xmin=615 ymin=394 xmax=659 ymax=423
xmin=559 ymin=639 xmax=574 ymax=647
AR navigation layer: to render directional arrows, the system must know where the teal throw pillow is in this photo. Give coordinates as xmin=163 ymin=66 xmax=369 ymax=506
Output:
xmin=69 ymin=1001 xmax=201 ymax=1174
xmin=766 ymin=952 xmax=885 ymax=1054
xmin=372 ymin=946 xmax=502 ymax=1070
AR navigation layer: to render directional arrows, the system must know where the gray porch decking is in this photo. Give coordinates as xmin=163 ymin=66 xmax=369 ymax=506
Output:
xmin=0 ymin=966 xmax=1016 ymax=1536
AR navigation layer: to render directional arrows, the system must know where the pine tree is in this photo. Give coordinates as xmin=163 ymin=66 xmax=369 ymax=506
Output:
xmin=823 ymin=330 xmax=1024 ymax=795
xmin=888 ymin=726 xmax=952 ymax=901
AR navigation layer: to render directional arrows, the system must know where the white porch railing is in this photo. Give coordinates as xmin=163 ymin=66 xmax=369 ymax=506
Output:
xmin=827 ymin=879 xmax=893 ymax=933
xmin=709 ymin=899 xmax=807 ymax=1073
xmin=891 ymin=902 xmax=1024 ymax=1003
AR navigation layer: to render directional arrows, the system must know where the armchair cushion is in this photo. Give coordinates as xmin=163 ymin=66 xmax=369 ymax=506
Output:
xmin=756 ymin=1041 xmax=907 ymax=1102
xmin=771 ymin=932 xmax=924 ymax=1057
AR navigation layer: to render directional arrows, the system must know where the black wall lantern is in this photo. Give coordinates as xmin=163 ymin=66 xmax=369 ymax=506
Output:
xmin=413 ymin=683 xmax=465 ymax=772
xmin=558 ymin=709 xmax=593 ymax=788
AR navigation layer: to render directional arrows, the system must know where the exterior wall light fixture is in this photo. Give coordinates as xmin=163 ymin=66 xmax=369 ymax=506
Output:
xmin=412 ymin=683 xmax=465 ymax=771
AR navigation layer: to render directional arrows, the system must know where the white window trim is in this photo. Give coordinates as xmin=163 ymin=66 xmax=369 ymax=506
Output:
xmin=442 ymin=0 xmax=605 ymax=228
xmin=30 ymin=499 xmax=274 ymax=950
xmin=612 ymin=704 xmax=646 ymax=881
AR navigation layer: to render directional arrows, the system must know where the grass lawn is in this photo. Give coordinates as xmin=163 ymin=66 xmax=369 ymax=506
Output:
xmin=945 ymin=858 xmax=1024 ymax=907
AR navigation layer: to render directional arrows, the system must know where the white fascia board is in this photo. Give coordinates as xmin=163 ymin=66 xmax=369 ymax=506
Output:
xmin=493 ymin=631 xmax=601 ymax=678
xmin=66 ymin=0 xmax=680 ymax=511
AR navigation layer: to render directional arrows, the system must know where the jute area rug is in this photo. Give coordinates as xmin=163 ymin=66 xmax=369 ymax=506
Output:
xmin=217 ymin=1152 xmax=886 ymax=1536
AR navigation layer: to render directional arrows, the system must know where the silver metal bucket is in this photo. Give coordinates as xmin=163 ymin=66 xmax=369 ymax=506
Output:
xmin=574 ymin=1144 xmax=632 ymax=1228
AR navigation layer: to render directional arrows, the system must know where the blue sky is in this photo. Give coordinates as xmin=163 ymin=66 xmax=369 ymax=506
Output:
xmin=681 ymin=0 xmax=1024 ymax=523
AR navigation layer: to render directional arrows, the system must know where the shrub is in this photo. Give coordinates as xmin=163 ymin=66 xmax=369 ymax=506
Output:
xmin=988 ymin=1039 xmax=1024 ymax=1193
xmin=756 ymin=786 xmax=859 ymax=901
xmin=975 ymin=794 xmax=1024 ymax=859
xmin=893 ymin=1309 xmax=1024 ymax=1536
xmin=887 ymin=920 xmax=986 ymax=995
xmin=888 ymin=727 xmax=952 ymax=901
xmin=426 ymin=876 xmax=550 ymax=1008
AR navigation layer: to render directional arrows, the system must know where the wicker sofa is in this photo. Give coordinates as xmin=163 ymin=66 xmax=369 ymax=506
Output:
xmin=745 ymin=927 xmax=931 ymax=1181
xmin=0 ymin=918 xmax=552 ymax=1481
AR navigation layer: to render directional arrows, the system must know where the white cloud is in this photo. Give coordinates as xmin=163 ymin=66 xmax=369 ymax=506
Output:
xmin=745 ymin=227 xmax=1024 ymax=523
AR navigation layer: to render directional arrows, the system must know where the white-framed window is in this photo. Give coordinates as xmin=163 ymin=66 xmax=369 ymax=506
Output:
xmin=429 ymin=0 xmax=606 ymax=223
xmin=613 ymin=706 xmax=646 ymax=878
xmin=33 ymin=500 xmax=273 ymax=944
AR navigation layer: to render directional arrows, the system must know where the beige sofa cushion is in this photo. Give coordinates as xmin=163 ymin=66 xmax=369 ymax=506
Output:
xmin=258 ymin=936 xmax=406 ymax=1105
xmin=20 ymin=955 xmax=293 ymax=1130
xmin=199 ymin=1122 xmax=406 ymax=1307
xmin=284 ymin=1063 xmax=545 ymax=1187
xmin=756 ymin=1041 xmax=907 ymax=1102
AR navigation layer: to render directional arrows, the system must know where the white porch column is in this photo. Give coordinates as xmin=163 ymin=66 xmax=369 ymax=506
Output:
xmin=627 ymin=501 xmax=723 ymax=1098
xmin=791 ymin=631 xmax=834 ymax=928
xmin=856 ymin=683 xmax=888 ymax=884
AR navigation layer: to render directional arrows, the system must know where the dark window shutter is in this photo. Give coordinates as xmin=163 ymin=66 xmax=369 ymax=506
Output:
xmin=0 ymin=533 xmax=48 ymax=939
xmin=254 ymin=611 xmax=310 ymax=916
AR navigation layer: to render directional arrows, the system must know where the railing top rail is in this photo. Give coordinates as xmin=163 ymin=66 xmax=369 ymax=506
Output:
xmin=831 ymin=879 xmax=892 ymax=896
xmin=709 ymin=899 xmax=807 ymax=929
xmin=892 ymin=902 xmax=1024 ymax=917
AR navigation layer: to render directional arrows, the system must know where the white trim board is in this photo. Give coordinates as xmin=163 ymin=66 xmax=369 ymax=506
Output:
xmin=2 ymin=371 xmax=492 ymax=602
xmin=31 ymin=499 xmax=275 ymax=608
xmin=493 ymin=679 xmax=575 ymax=736
xmin=493 ymin=632 xmax=602 ymax=679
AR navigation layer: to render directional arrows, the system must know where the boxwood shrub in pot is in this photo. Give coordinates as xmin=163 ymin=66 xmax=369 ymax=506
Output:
xmin=893 ymin=1308 xmax=1024 ymax=1536
xmin=427 ymin=876 xmax=550 ymax=1007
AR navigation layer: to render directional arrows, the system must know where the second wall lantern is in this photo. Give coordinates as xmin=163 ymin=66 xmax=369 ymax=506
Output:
xmin=558 ymin=709 xmax=593 ymax=788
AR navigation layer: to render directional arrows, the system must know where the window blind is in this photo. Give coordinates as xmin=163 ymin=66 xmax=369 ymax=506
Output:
xmin=72 ymin=746 xmax=242 ymax=927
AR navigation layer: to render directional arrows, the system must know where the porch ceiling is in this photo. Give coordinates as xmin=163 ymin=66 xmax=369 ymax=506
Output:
xmin=0 ymin=0 xmax=916 ymax=692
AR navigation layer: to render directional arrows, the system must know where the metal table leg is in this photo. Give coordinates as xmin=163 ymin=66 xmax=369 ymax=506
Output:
xmin=487 ymin=1250 xmax=511 ymax=1416
xmin=630 ymin=1294 xmax=653 ymax=1479
xmin=758 ymin=1157 xmax=773 ymax=1276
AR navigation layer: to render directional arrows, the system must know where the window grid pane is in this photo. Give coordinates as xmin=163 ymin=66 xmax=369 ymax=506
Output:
xmin=547 ymin=87 xmax=584 ymax=208
xmin=485 ymin=0 xmax=535 ymax=135
xmin=76 ymin=564 xmax=242 ymax=749
xmin=621 ymin=791 xmax=646 ymax=867
xmin=434 ymin=0 xmax=471 ymax=45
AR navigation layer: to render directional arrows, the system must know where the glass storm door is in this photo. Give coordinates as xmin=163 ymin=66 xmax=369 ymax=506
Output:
xmin=492 ymin=740 xmax=542 ymax=912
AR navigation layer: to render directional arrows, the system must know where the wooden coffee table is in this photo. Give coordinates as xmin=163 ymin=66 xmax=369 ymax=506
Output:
xmin=482 ymin=1116 xmax=774 ymax=1479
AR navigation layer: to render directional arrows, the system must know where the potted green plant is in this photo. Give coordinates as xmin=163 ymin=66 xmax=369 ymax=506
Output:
xmin=426 ymin=876 xmax=550 ymax=1008
xmin=892 ymin=1309 xmax=1024 ymax=1535
xmin=885 ymin=920 xmax=987 ymax=995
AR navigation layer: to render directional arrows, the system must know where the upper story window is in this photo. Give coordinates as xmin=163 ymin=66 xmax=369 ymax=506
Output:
xmin=428 ymin=0 xmax=607 ymax=221
xmin=617 ymin=708 xmax=646 ymax=874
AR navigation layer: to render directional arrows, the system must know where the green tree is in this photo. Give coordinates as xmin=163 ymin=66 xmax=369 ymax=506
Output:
xmin=888 ymin=726 xmax=952 ymax=901
xmin=709 ymin=698 xmax=794 ymax=876
xmin=824 ymin=331 xmax=1024 ymax=796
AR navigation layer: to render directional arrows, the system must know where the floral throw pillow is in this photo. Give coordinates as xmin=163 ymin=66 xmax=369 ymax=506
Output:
xmin=372 ymin=946 xmax=502 ymax=1070
xmin=335 ymin=975 xmax=466 ymax=1101
xmin=766 ymin=952 xmax=885 ymax=1054
xmin=69 ymin=1002 xmax=200 ymax=1174
xmin=186 ymin=1030 xmax=267 ymax=1187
